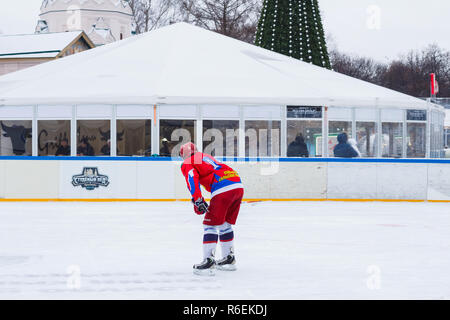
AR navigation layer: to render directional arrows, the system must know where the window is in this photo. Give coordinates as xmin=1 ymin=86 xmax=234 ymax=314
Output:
xmin=203 ymin=120 xmax=239 ymax=157
xmin=245 ymin=120 xmax=281 ymax=157
xmin=159 ymin=119 xmax=196 ymax=157
xmin=77 ymin=120 xmax=111 ymax=156
xmin=445 ymin=128 xmax=450 ymax=148
xmin=328 ymin=121 xmax=352 ymax=157
xmin=117 ymin=120 xmax=151 ymax=156
xmin=38 ymin=120 xmax=71 ymax=156
xmin=356 ymin=122 xmax=376 ymax=157
xmin=407 ymin=123 xmax=426 ymax=158
xmin=382 ymin=123 xmax=403 ymax=158
xmin=329 ymin=121 xmax=352 ymax=137
xmin=406 ymin=110 xmax=427 ymax=158
xmin=287 ymin=120 xmax=322 ymax=157
xmin=286 ymin=106 xmax=322 ymax=158
xmin=0 ymin=120 xmax=32 ymax=156
xmin=430 ymin=111 xmax=445 ymax=158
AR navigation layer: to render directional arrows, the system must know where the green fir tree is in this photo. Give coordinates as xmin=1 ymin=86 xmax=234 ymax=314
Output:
xmin=255 ymin=0 xmax=331 ymax=69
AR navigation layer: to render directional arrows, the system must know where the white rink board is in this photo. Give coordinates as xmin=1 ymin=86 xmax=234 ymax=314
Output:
xmin=376 ymin=163 xmax=428 ymax=200
xmin=4 ymin=161 xmax=59 ymax=199
xmin=327 ymin=163 xmax=377 ymax=199
xmin=229 ymin=162 xmax=327 ymax=199
xmin=59 ymin=161 xmax=137 ymax=199
xmin=138 ymin=161 xmax=179 ymax=199
xmin=0 ymin=159 xmax=448 ymax=200
xmin=268 ymin=162 xmax=327 ymax=199
xmin=428 ymin=164 xmax=450 ymax=201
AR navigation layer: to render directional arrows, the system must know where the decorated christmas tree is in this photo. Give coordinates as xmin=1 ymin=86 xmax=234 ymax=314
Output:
xmin=255 ymin=0 xmax=331 ymax=69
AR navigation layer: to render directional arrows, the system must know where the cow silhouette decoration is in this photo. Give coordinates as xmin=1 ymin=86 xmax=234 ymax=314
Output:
xmin=1 ymin=122 xmax=32 ymax=155
xmin=98 ymin=129 xmax=125 ymax=142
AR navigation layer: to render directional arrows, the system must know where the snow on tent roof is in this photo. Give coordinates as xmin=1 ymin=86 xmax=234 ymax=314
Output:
xmin=0 ymin=23 xmax=442 ymax=110
xmin=0 ymin=31 xmax=84 ymax=59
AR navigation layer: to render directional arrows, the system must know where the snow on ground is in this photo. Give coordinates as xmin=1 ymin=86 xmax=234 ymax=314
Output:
xmin=0 ymin=201 xmax=449 ymax=300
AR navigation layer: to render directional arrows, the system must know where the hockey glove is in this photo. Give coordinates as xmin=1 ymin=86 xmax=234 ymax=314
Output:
xmin=192 ymin=198 xmax=209 ymax=215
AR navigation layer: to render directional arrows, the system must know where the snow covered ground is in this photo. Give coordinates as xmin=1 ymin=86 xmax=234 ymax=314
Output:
xmin=0 ymin=200 xmax=449 ymax=300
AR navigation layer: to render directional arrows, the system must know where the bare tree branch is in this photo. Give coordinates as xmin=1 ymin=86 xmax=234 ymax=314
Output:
xmin=331 ymin=44 xmax=450 ymax=97
xmin=126 ymin=0 xmax=177 ymax=34
xmin=175 ymin=0 xmax=261 ymax=43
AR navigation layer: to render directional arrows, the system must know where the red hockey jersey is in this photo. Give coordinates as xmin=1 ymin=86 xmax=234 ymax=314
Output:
xmin=181 ymin=153 xmax=243 ymax=200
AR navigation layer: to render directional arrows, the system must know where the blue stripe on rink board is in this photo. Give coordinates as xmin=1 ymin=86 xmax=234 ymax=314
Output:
xmin=0 ymin=156 xmax=449 ymax=164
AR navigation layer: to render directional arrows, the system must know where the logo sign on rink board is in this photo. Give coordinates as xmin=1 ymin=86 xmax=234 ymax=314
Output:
xmin=72 ymin=167 xmax=110 ymax=191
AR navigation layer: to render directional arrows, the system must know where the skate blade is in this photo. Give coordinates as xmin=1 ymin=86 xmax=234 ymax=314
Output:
xmin=193 ymin=268 xmax=216 ymax=276
xmin=216 ymin=264 xmax=237 ymax=271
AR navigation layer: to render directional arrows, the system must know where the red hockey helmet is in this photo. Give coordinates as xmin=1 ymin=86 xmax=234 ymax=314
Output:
xmin=179 ymin=142 xmax=198 ymax=159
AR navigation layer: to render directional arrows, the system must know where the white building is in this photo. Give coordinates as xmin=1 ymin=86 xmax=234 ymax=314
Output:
xmin=0 ymin=31 xmax=94 ymax=76
xmin=35 ymin=0 xmax=133 ymax=46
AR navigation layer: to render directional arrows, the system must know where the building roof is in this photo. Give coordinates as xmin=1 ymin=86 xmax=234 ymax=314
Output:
xmin=40 ymin=0 xmax=131 ymax=13
xmin=0 ymin=31 xmax=93 ymax=59
xmin=0 ymin=23 xmax=443 ymax=110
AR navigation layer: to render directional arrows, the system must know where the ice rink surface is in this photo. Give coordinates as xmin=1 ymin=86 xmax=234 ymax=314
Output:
xmin=0 ymin=200 xmax=449 ymax=300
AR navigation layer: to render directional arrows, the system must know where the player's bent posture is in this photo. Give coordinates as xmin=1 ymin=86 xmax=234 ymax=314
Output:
xmin=179 ymin=142 xmax=244 ymax=276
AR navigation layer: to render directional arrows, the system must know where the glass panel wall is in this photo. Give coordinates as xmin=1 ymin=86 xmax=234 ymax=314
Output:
xmin=117 ymin=120 xmax=151 ymax=156
xmin=406 ymin=110 xmax=427 ymax=158
xmin=356 ymin=122 xmax=376 ymax=157
xmin=38 ymin=120 xmax=71 ymax=156
xmin=287 ymin=120 xmax=322 ymax=157
xmin=445 ymin=128 xmax=450 ymax=158
xmin=0 ymin=120 xmax=32 ymax=156
xmin=160 ymin=119 xmax=196 ymax=157
xmin=381 ymin=122 xmax=403 ymax=158
xmin=445 ymin=128 xmax=450 ymax=148
xmin=77 ymin=120 xmax=111 ymax=156
xmin=407 ymin=123 xmax=426 ymax=158
xmin=430 ymin=111 xmax=444 ymax=158
xmin=4 ymin=105 xmax=445 ymax=159
xmin=203 ymin=120 xmax=239 ymax=158
xmin=286 ymin=106 xmax=322 ymax=158
xmin=245 ymin=120 xmax=281 ymax=157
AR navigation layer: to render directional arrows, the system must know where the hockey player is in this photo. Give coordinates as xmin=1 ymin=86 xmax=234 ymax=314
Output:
xmin=179 ymin=142 xmax=244 ymax=275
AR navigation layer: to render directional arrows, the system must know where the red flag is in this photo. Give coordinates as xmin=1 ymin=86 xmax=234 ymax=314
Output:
xmin=431 ymin=73 xmax=439 ymax=95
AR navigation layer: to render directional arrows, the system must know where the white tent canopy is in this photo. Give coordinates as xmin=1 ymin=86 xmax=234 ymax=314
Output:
xmin=0 ymin=23 xmax=441 ymax=110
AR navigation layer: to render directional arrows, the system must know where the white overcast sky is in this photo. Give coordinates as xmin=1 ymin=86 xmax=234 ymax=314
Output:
xmin=0 ymin=0 xmax=449 ymax=62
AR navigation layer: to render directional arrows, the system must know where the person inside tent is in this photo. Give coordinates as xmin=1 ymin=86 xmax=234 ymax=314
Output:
xmin=55 ymin=139 xmax=70 ymax=156
xmin=179 ymin=142 xmax=244 ymax=275
xmin=160 ymin=138 xmax=171 ymax=157
xmin=100 ymin=140 xmax=111 ymax=156
xmin=333 ymin=133 xmax=358 ymax=158
xmin=347 ymin=138 xmax=362 ymax=157
xmin=445 ymin=145 xmax=450 ymax=158
xmin=287 ymin=134 xmax=309 ymax=157
xmin=77 ymin=138 xmax=95 ymax=156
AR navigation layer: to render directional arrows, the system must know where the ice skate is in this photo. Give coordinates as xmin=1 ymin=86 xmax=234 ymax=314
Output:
xmin=216 ymin=254 xmax=237 ymax=271
xmin=193 ymin=257 xmax=216 ymax=276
